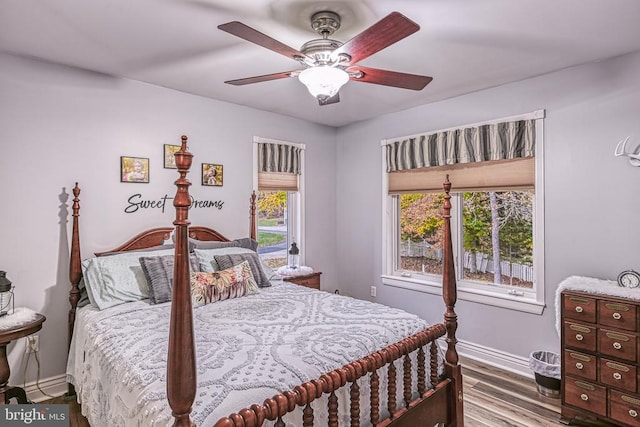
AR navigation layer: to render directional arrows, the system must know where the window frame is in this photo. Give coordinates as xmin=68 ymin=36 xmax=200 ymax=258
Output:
xmin=253 ymin=137 xmax=306 ymax=266
xmin=381 ymin=111 xmax=545 ymax=315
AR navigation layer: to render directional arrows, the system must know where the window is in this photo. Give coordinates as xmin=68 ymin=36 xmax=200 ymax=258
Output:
xmin=256 ymin=191 xmax=299 ymax=269
xmin=398 ymin=190 xmax=534 ymax=288
xmin=382 ymin=111 xmax=545 ymax=314
xmin=253 ymin=137 xmax=305 ymax=270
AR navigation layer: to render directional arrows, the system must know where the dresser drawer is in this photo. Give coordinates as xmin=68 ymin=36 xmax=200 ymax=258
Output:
xmin=564 ymin=294 xmax=597 ymax=323
xmin=564 ymin=377 xmax=607 ymax=416
xmin=600 ymin=358 xmax=637 ymax=393
xmin=610 ymin=389 xmax=640 ymax=426
xmin=564 ymin=322 xmax=597 ymax=352
xmin=565 ymin=350 xmax=596 ymax=381
xmin=599 ymin=300 xmax=637 ymax=332
xmin=599 ymin=328 xmax=637 ymax=362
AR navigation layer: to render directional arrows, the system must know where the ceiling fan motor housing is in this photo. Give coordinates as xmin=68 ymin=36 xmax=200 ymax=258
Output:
xmin=300 ymin=39 xmax=344 ymax=66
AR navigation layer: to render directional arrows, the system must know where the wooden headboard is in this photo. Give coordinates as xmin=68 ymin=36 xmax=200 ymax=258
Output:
xmin=93 ymin=226 xmax=234 ymax=257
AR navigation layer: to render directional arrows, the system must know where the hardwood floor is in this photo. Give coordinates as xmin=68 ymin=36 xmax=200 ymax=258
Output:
xmin=46 ymin=357 xmax=618 ymax=426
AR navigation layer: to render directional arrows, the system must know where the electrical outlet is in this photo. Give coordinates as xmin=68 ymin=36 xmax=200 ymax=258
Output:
xmin=370 ymin=286 xmax=377 ymax=297
xmin=26 ymin=335 xmax=39 ymax=353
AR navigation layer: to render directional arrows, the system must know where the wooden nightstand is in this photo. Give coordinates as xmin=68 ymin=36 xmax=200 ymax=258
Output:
xmin=0 ymin=313 xmax=46 ymax=404
xmin=283 ymin=272 xmax=322 ymax=290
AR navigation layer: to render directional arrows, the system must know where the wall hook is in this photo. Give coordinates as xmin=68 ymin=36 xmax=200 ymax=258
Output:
xmin=614 ymin=136 xmax=640 ymax=167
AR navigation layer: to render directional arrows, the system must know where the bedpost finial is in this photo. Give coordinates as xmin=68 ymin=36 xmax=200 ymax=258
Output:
xmin=443 ymin=175 xmax=451 ymax=194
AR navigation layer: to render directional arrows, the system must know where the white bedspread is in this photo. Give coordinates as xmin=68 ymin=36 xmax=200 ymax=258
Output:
xmin=67 ymin=281 xmax=433 ymax=426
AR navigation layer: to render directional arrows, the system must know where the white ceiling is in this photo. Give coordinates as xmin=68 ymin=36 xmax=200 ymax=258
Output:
xmin=2 ymin=0 xmax=640 ymax=127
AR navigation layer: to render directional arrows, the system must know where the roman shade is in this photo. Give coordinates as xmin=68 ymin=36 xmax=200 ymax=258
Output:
xmin=258 ymin=142 xmax=301 ymax=191
xmin=386 ymin=119 xmax=536 ymax=193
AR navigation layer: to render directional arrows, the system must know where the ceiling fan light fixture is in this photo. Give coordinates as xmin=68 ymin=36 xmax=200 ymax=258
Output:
xmin=298 ymin=66 xmax=349 ymax=99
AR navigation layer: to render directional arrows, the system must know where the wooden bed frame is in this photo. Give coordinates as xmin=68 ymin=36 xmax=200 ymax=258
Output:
xmin=67 ymin=136 xmax=464 ymax=426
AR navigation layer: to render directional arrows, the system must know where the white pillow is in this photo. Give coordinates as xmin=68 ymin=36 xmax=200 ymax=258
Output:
xmin=82 ymin=248 xmax=175 ymax=310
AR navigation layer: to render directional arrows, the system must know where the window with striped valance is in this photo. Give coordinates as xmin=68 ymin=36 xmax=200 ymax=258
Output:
xmin=385 ymin=119 xmax=536 ymax=193
xmin=257 ymin=142 xmax=302 ymax=192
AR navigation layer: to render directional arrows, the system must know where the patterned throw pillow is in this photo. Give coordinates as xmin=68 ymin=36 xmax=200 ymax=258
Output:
xmin=190 ymin=260 xmax=259 ymax=307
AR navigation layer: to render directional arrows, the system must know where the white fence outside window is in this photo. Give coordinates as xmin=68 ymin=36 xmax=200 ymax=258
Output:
xmin=400 ymin=240 xmax=533 ymax=282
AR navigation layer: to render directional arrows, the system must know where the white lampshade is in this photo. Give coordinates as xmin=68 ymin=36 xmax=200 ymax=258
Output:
xmin=298 ymin=66 xmax=349 ymax=99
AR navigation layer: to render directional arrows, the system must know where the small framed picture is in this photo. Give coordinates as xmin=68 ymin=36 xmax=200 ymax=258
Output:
xmin=163 ymin=144 xmax=181 ymax=169
xmin=202 ymin=163 xmax=223 ymax=187
xmin=121 ymin=156 xmax=150 ymax=183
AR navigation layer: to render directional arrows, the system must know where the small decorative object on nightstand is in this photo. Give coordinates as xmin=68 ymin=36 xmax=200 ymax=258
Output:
xmin=0 ymin=272 xmax=14 ymax=317
xmin=0 ymin=311 xmax=46 ymax=404
xmin=283 ymin=271 xmax=322 ymax=290
xmin=288 ymin=242 xmax=300 ymax=269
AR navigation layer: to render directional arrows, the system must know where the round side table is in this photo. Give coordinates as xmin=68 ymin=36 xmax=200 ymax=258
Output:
xmin=0 ymin=313 xmax=46 ymax=404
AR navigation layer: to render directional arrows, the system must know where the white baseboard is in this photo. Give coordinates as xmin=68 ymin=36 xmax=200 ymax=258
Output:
xmin=457 ymin=339 xmax=534 ymax=379
xmin=24 ymin=374 xmax=68 ymax=403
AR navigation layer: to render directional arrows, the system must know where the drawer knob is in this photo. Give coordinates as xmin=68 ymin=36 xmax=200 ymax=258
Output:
xmin=580 ymin=393 xmax=589 ymax=401
xmin=613 ymin=312 xmax=622 ymax=320
xmin=575 ymin=306 xmax=584 ymax=313
xmin=630 ymin=409 xmax=638 ymax=418
xmin=576 ymin=334 xmax=584 ymax=341
xmin=614 ymin=372 xmax=622 ymax=380
xmin=576 ymin=362 xmax=584 ymax=370
xmin=614 ymin=342 xmax=622 ymax=350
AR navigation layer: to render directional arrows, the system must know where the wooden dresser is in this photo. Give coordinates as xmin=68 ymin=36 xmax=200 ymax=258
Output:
xmin=283 ymin=271 xmax=321 ymax=290
xmin=561 ymin=290 xmax=640 ymax=426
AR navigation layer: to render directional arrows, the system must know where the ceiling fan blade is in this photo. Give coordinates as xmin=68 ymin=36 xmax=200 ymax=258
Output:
xmin=224 ymin=70 xmax=298 ymax=86
xmin=218 ymin=21 xmax=308 ymax=61
xmin=347 ymin=66 xmax=433 ymax=90
xmin=331 ymin=12 xmax=420 ymax=65
xmin=318 ymin=93 xmax=340 ymax=106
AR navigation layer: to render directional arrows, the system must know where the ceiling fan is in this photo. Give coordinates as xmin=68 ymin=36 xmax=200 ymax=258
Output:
xmin=218 ymin=11 xmax=433 ymax=106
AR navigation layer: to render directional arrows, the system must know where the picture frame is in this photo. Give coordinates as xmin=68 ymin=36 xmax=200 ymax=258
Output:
xmin=163 ymin=144 xmax=181 ymax=169
xmin=121 ymin=156 xmax=150 ymax=183
xmin=202 ymin=163 xmax=223 ymax=187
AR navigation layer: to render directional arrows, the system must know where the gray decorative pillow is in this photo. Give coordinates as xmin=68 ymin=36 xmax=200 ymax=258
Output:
xmin=139 ymin=254 xmax=200 ymax=304
xmin=214 ymin=252 xmax=271 ymax=288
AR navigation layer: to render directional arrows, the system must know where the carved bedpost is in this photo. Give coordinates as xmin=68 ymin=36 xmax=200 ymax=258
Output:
xmin=250 ymin=191 xmax=257 ymax=241
xmin=167 ymin=135 xmax=196 ymax=427
xmin=442 ymin=175 xmax=464 ymax=426
xmin=67 ymin=183 xmax=82 ymax=397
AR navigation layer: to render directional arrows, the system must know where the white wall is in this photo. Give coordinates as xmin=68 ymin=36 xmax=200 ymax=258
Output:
xmin=336 ymin=51 xmax=640 ymax=365
xmin=0 ymin=53 xmax=337 ymax=386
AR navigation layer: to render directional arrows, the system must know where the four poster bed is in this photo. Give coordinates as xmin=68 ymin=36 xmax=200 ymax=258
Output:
xmin=66 ymin=136 xmax=463 ymax=426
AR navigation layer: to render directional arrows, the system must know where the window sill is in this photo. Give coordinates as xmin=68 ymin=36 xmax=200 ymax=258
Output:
xmin=381 ymin=275 xmax=546 ymax=315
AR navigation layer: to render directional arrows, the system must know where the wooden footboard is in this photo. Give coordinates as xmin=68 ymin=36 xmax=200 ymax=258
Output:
xmin=214 ymin=323 xmax=450 ymax=427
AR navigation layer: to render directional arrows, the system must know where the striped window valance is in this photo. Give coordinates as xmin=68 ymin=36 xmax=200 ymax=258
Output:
xmin=386 ymin=119 xmax=535 ymax=172
xmin=258 ymin=143 xmax=301 ymax=174
xmin=257 ymin=142 xmax=302 ymax=192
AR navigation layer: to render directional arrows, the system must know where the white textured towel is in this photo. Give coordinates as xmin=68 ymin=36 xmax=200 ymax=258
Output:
xmin=554 ymin=275 xmax=640 ymax=336
xmin=0 ymin=307 xmax=40 ymax=330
